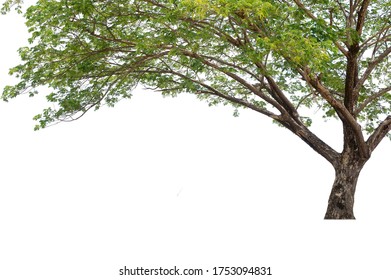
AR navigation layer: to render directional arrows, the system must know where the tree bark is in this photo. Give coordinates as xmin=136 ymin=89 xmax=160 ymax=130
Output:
xmin=324 ymin=153 xmax=367 ymax=219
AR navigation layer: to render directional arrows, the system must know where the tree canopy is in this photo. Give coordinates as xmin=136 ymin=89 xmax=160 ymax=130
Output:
xmin=2 ymin=0 xmax=391 ymax=218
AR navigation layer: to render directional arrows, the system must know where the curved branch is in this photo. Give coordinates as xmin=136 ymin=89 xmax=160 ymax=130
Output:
xmin=355 ymin=86 xmax=391 ymax=115
xmin=278 ymin=115 xmax=340 ymax=166
xmin=252 ymin=61 xmax=302 ymax=124
xmin=180 ymin=50 xmax=288 ymax=114
xmin=355 ymin=46 xmax=391 ymax=92
xmin=177 ymin=52 xmax=336 ymax=162
xmin=367 ymin=115 xmax=391 ymax=153
xmin=166 ymin=70 xmax=281 ymax=119
xmin=137 ymin=66 xmax=328 ymax=159
xmin=301 ymin=68 xmax=369 ymax=158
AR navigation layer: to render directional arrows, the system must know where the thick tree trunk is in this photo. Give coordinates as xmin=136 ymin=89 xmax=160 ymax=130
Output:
xmin=324 ymin=155 xmax=366 ymax=219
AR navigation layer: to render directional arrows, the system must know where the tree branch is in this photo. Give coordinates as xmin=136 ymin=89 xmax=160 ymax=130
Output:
xmin=359 ymin=24 xmax=391 ymax=51
xmin=180 ymin=50 xmax=288 ymax=114
xmin=142 ymin=51 xmax=340 ymax=166
xmin=336 ymin=0 xmax=349 ymax=21
xmin=356 ymin=0 xmax=371 ymax=35
xmin=196 ymin=89 xmax=280 ymax=119
xmin=292 ymin=0 xmax=348 ymax=56
xmin=302 ymin=69 xmax=369 ymax=158
xmin=355 ymin=86 xmax=391 ymax=115
xmin=163 ymin=69 xmax=281 ymax=119
xmin=278 ymin=115 xmax=340 ymax=166
xmin=355 ymin=46 xmax=391 ymax=92
xmin=252 ymin=61 xmax=303 ymax=124
xmin=292 ymin=0 xmax=316 ymax=20
xmin=367 ymin=115 xmax=391 ymax=153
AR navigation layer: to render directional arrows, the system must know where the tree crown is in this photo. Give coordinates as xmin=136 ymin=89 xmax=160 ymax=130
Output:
xmin=1 ymin=0 xmax=391 ymax=156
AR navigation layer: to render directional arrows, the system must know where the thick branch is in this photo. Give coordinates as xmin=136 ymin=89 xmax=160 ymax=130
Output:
xmin=356 ymin=0 xmax=371 ymax=35
xmin=279 ymin=116 xmax=340 ymax=166
xmin=302 ymin=69 xmax=369 ymax=158
xmin=344 ymin=53 xmax=359 ymax=113
xmin=264 ymin=75 xmax=301 ymax=123
xmin=252 ymin=61 xmax=302 ymax=124
xmin=149 ymin=51 xmax=340 ymax=165
xmin=367 ymin=115 xmax=391 ymax=153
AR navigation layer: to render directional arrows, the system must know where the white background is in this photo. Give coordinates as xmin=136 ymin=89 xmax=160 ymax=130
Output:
xmin=1 ymin=6 xmax=391 ymax=280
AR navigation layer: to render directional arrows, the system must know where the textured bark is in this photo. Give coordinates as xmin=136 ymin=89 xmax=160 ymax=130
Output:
xmin=324 ymin=164 xmax=361 ymax=219
xmin=324 ymin=148 xmax=368 ymax=219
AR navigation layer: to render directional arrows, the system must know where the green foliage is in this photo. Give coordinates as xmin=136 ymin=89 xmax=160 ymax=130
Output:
xmin=1 ymin=0 xmax=390 ymax=135
xmin=1 ymin=0 xmax=23 ymax=14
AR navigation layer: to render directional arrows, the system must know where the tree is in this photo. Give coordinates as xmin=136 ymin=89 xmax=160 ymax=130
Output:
xmin=2 ymin=0 xmax=391 ymax=219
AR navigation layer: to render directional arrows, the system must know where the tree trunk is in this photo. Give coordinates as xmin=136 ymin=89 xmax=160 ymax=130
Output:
xmin=324 ymin=154 xmax=367 ymax=219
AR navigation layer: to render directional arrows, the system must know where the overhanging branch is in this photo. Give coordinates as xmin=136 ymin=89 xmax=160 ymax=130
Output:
xmin=179 ymin=50 xmax=288 ymax=114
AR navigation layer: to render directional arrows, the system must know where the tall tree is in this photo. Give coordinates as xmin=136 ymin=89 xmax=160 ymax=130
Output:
xmin=2 ymin=0 xmax=391 ymax=219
